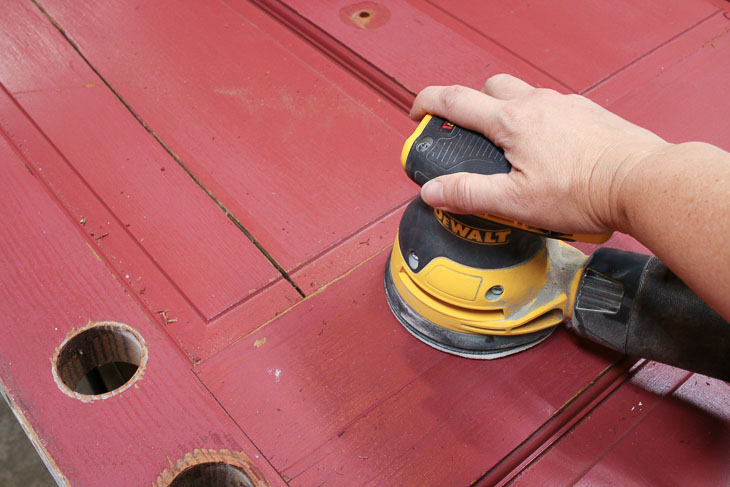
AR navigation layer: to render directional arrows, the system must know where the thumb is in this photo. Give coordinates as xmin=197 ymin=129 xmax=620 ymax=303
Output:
xmin=420 ymin=172 xmax=514 ymax=215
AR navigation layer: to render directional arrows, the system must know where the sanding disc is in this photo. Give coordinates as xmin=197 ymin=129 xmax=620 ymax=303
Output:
xmin=384 ymin=254 xmax=555 ymax=359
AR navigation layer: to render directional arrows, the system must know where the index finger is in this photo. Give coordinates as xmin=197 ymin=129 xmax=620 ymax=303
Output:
xmin=409 ymin=85 xmax=505 ymax=138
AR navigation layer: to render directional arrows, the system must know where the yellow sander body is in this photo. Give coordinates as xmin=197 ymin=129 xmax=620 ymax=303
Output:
xmin=385 ymin=198 xmax=588 ymax=358
xmin=385 ymin=114 xmax=730 ymax=376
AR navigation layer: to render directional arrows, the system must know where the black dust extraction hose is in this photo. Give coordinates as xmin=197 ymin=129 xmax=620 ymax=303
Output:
xmin=570 ymin=247 xmax=730 ymax=381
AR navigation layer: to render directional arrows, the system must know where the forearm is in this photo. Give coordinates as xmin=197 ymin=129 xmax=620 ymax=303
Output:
xmin=616 ymin=142 xmax=730 ymax=320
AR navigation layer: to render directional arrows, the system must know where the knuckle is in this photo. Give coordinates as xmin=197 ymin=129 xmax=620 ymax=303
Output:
xmin=483 ymin=73 xmax=512 ymax=90
xmin=531 ymin=87 xmax=559 ymax=101
xmin=439 ymin=85 xmax=467 ymax=113
xmin=498 ymin=101 xmax=526 ymax=128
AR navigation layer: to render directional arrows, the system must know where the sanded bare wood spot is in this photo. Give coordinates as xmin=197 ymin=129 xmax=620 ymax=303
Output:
xmin=52 ymin=321 xmax=147 ymax=402
xmin=156 ymin=449 xmax=269 ymax=487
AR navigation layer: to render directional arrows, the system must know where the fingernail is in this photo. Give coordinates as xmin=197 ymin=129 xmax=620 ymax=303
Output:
xmin=421 ymin=180 xmax=445 ymax=207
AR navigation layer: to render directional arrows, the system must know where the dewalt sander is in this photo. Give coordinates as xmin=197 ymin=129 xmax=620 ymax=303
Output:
xmin=385 ymin=115 xmax=730 ymax=381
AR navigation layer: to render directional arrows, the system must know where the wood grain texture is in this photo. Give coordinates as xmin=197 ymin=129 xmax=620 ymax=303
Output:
xmin=197 ymin=251 xmax=625 ymax=486
xmin=0 ymin=132 xmax=284 ymax=487
xmin=33 ymin=0 xmax=417 ymax=278
xmin=588 ymin=12 xmax=730 ymax=150
xmin=0 ymin=86 xmax=302 ymax=364
xmin=2 ymin=0 xmax=729 ymax=485
xmin=513 ymin=363 xmax=730 ymax=486
xmin=255 ymin=0 xmax=569 ymax=93
xmin=418 ymin=0 xmax=719 ymax=93
xmin=0 ymin=1 xmax=304 ymax=364
xmin=0 ymin=1 xmax=286 ymax=322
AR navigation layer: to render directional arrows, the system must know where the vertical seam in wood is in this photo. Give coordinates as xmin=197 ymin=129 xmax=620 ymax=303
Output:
xmin=0 ymin=100 xmax=193 ymax=364
xmin=285 ymin=355 xmax=450 ymax=483
xmin=31 ymin=0 xmax=306 ymax=298
xmin=560 ymin=369 xmax=693 ymax=486
xmin=191 ymin=372 xmax=291 ymax=486
xmin=423 ymin=0 xmax=574 ymax=92
xmin=581 ymin=9 xmax=723 ymax=95
xmin=476 ymin=357 xmax=644 ymax=487
xmin=199 ymin=244 xmax=394 ymax=366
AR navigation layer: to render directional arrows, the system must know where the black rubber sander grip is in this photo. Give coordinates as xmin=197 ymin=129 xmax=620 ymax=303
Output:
xmin=572 ymin=247 xmax=730 ymax=381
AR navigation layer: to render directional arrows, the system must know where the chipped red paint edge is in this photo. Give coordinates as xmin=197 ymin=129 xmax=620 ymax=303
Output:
xmin=0 ymin=377 xmax=70 ymax=486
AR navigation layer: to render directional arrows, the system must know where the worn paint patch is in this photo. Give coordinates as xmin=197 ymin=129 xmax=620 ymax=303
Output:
xmin=253 ymin=337 xmax=267 ymax=348
xmin=267 ymin=368 xmax=282 ymax=383
xmin=0 ymin=378 xmax=70 ymax=486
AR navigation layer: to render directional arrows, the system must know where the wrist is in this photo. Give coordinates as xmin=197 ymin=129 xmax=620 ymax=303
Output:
xmin=610 ymin=142 xmax=674 ymax=235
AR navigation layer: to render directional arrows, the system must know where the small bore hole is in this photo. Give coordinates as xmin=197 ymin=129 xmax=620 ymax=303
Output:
xmin=54 ymin=322 xmax=146 ymax=398
xmin=486 ymin=285 xmax=504 ymax=301
xmin=170 ymin=463 xmax=254 ymax=487
xmin=407 ymin=251 xmax=419 ymax=270
xmin=358 ymin=10 xmax=371 ymax=18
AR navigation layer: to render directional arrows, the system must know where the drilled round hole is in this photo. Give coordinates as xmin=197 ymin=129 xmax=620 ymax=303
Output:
xmin=156 ymin=449 xmax=269 ymax=487
xmin=170 ymin=463 xmax=254 ymax=487
xmin=358 ymin=10 xmax=371 ymax=18
xmin=53 ymin=321 xmax=147 ymax=400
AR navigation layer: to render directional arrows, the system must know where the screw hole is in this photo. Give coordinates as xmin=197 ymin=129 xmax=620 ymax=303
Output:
xmin=407 ymin=251 xmax=419 ymax=270
xmin=358 ymin=10 xmax=371 ymax=18
xmin=486 ymin=285 xmax=504 ymax=301
xmin=53 ymin=321 xmax=147 ymax=400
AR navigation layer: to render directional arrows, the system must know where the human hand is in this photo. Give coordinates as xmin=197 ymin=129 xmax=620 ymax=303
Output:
xmin=410 ymin=74 xmax=671 ymax=234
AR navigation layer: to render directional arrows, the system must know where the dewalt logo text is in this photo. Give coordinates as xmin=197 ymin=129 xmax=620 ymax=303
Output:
xmin=434 ymin=209 xmax=511 ymax=245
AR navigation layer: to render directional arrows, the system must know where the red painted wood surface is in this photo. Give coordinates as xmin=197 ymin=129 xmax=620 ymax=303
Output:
xmin=32 ymin=0 xmax=417 ymax=280
xmin=513 ymin=363 xmax=730 ymax=486
xmin=0 ymin=1 xmax=302 ymax=363
xmin=418 ymin=0 xmax=720 ymax=93
xmin=275 ymin=0 xmax=720 ymax=94
xmin=1 ymin=0 xmax=728 ymax=485
xmin=588 ymin=12 xmax=730 ymax=150
xmin=0 ymin=1 xmax=285 ymax=322
xmin=0 ymin=131 xmax=283 ymax=486
xmin=197 ymin=251 xmax=624 ymax=486
xmin=255 ymin=0 xmax=569 ymax=93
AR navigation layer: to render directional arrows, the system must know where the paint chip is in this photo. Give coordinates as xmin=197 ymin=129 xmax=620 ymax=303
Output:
xmin=253 ymin=337 xmax=267 ymax=348
xmin=267 ymin=368 xmax=282 ymax=382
